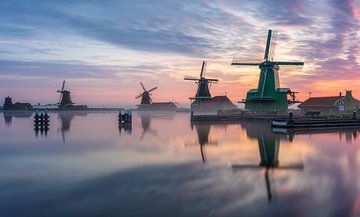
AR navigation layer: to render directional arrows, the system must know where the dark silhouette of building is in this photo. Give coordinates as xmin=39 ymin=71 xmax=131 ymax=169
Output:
xmin=3 ymin=96 xmax=13 ymax=110
xmin=3 ymin=96 xmax=32 ymax=110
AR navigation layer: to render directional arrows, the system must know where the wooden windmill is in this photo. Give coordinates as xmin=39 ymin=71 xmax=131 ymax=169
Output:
xmin=135 ymin=82 xmax=158 ymax=105
xmin=57 ymin=80 xmax=73 ymax=108
xmin=184 ymin=61 xmax=219 ymax=103
xmin=232 ymin=30 xmax=304 ymax=114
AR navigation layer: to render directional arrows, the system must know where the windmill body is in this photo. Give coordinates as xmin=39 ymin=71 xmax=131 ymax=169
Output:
xmin=57 ymin=80 xmax=87 ymax=110
xmin=232 ymin=30 xmax=304 ymax=114
xmin=195 ymin=78 xmax=212 ymax=100
xmin=140 ymin=92 xmax=152 ymax=105
xmin=185 ymin=61 xmax=237 ymax=112
xmin=136 ymin=82 xmax=177 ymax=111
xmin=59 ymin=90 xmax=73 ymax=107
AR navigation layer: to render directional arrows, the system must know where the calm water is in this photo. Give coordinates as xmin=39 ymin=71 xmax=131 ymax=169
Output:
xmin=0 ymin=111 xmax=360 ymax=217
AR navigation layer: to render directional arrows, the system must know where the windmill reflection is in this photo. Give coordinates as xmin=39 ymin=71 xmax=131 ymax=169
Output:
xmin=2 ymin=111 xmax=32 ymax=127
xmin=3 ymin=112 xmax=13 ymax=126
xmin=187 ymin=121 xmax=219 ymax=163
xmin=138 ymin=112 xmax=157 ymax=140
xmin=233 ymin=123 xmax=304 ymax=202
xmin=58 ymin=111 xmax=88 ymax=143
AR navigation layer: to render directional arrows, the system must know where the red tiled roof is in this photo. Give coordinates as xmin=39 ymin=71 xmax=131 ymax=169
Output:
xmin=299 ymin=96 xmax=342 ymax=107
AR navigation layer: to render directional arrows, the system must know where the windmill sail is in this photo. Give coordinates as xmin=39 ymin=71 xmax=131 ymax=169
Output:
xmin=57 ymin=80 xmax=73 ymax=107
xmin=231 ymin=29 xmax=305 ymax=113
xmin=184 ymin=61 xmax=219 ymax=102
xmin=136 ymin=82 xmax=158 ymax=105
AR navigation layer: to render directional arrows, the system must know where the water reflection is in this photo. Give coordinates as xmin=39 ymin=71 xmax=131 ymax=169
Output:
xmin=1 ymin=112 xmax=360 ymax=216
xmin=137 ymin=112 xmax=175 ymax=139
xmin=34 ymin=127 xmax=49 ymax=138
xmin=188 ymin=121 xmax=219 ymax=163
xmin=273 ymin=127 xmax=360 ymax=143
xmin=119 ymin=122 xmax=132 ymax=135
xmin=234 ymin=122 xmax=304 ymax=202
xmin=58 ymin=111 xmax=88 ymax=143
xmin=2 ymin=111 xmax=32 ymax=127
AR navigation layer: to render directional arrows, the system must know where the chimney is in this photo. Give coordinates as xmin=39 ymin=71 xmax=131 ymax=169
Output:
xmin=339 ymin=92 xmax=342 ymax=97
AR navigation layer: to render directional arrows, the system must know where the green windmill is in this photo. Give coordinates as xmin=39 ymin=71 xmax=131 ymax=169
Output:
xmin=232 ymin=30 xmax=304 ymax=114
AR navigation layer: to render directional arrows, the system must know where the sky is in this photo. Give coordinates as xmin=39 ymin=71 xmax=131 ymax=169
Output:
xmin=0 ymin=0 xmax=359 ymax=107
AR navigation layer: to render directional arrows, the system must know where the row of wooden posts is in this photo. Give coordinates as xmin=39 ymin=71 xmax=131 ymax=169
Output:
xmin=32 ymin=109 xmax=133 ymax=130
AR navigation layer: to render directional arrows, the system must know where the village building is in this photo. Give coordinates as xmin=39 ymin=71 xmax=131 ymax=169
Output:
xmin=3 ymin=96 xmax=33 ymax=110
xmin=298 ymin=91 xmax=360 ymax=115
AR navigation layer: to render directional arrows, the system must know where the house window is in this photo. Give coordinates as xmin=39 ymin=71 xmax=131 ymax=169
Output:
xmin=339 ymin=101 xmax=345 ymax=111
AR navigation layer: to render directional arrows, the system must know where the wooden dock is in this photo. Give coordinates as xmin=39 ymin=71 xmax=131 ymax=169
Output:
xmin=191 ymin=111 xmax=360 ymax=130
xmin=272 ymin=112 xmax=360 ymax=128
xmin=272 ymin=118 xmax=360 ymax=128
xmin=190 ymin=113 xmax=289 ymax=122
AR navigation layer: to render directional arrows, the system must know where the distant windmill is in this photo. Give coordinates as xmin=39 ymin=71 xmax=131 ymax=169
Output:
xmin=232 ymin=30 xmax=304 ymax=113
xmin=57 ymin=80 xmax=73 ymax=107
xmin=135 ymin=82 xmax=158 ymax=105
xmin=184 ymin=61 xmax=219 ymax=102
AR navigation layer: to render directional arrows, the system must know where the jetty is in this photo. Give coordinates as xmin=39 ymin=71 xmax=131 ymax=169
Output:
xmin=272 ymin=112 xmax=360 ymax=128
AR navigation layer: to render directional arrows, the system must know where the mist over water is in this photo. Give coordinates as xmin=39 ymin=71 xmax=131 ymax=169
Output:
xmin=0 ymin=111 xmax=359 ymax=217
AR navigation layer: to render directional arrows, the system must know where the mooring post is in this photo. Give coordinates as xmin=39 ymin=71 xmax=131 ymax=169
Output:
xmin=44 ymin=110 xmax=49 ymax=125
xmin=118 ymin=110 xmax=123 ymax=124
xmin=288 ymin=112 xmax=294 ymax=127
xmin=34 ymin=110 xmax=49 ymax=136
xmin=127 ymin=110 xmax=132 ymax=123
xmin=34 ymin=110 xmax=40 ymax=122
xmin=353 ymin=111 xmax=357 ymax=120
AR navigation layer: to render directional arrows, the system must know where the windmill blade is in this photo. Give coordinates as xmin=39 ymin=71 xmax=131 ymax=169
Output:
xmin=135 ymin=92 xmax=144 ymax=99
xmin=264 ymin=29 xmax=273 ymax=61
xmin=206 ymin=78 xmax=219 ymax=82
xmin=147 ymin=86 xmax=158 ymax=93
xmin=140 ymin=82 xmax=146 ymax=91
xmin=272 ymin=61 xmax=304 ymax=66
xmin=200 ymin=61 xmax=207 ymax=77
xmin=200 ymin=145 xmax=207 ymax=163
xmin=184 ymin=76 xmax=200 ymax=81
xmin=231 ymin=57 xmax=262 ymax=66
xmin=58 ymin=92 xmax=63 ymax=104
xmin=268 ymin=30 xmax=277 ymax=61
xmin=232 ymin=163 xmax=304 ymax=170
xmin=61 ymin=80 xmax=65 ymax=91
xmin=276 ymin=64 xmax=304 ymax=74
xmin=232 ymin=164 xmax=261 ymax=170
xmin=274 ymin=164 xmax=304 ymax=170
